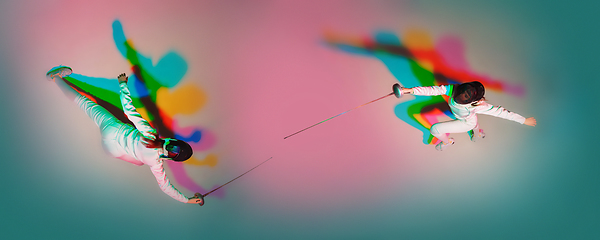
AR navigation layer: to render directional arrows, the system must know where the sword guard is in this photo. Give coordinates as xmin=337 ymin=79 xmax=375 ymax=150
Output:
xmin=194 ymin=192 xmax=205 ymax=206
xmin=392 ymin=83 xmax=403 ymax=98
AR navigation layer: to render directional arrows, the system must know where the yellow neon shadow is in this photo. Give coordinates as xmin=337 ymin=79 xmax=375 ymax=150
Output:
xmin=156 ymin=84 xmax=207 ymax=116
xmin=184 ymin=154 xmax=218 ymax=167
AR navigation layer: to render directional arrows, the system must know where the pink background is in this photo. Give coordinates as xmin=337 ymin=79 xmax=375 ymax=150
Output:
xmin=1 ymin=0 xmax=595 ymax=239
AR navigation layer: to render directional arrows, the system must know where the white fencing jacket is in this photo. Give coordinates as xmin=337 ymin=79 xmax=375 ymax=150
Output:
xmin=412 ymin=85 xmax=526 ymax=124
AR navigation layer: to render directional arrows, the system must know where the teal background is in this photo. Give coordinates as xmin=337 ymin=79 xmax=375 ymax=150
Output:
xmin=1 ymin=0 xmax=599 ymax=239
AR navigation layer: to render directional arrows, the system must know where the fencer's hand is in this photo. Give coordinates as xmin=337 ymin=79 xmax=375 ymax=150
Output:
xmin=117 ymin=73 xmax=128 ymax=84
xmin=187 ymin=197 xmax=204 ymax=204
xmin=524 ymin=117 xmax=536 ymax=126
xmin=402 ymin=88 xmax=414 ymax=95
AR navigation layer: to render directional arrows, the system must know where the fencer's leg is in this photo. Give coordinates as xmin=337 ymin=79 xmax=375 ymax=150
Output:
xmin=48 ymin=67 xmax=124 ymax=158
xmin=431 ymin=120 xmax=476 ymax=142
xmin=48 ymin=68 xmax=118 ymax=131
xmin=430 ymin=119 xmax=475 ymax=150
xmin=430 ymin=122 xmax=451 ymax=144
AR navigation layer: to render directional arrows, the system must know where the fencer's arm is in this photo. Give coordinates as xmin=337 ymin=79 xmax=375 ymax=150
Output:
xmin=117 ymin=73 xmax=158 ymax=140
xmin=150 ymin=164 xmax=190 ymax=203
xmin=405 ymin=85 xmax=449 ymax=96
xmin=475 ymin=102 xmax=532 ymax=125
xmin=149 ymin=161 xmax=205 ymax=204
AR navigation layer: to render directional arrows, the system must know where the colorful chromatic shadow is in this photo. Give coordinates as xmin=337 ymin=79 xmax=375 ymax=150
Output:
xmin=324 ymin=29 xmax=525 ymax=144
xmin=62 ymin=20 xmax=222 ymax=197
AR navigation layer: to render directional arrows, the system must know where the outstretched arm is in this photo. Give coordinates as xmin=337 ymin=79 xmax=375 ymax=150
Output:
xmin=401 ymin=85 xmax=451 ymax=96
xmin=149 ymin=164 xmax=204 ymax=204
xmin=149 ymin=164 xmax=191 ymax=203
xmin=475 ymin=102 xmax=536 ymax=126
xmin=117 ymin=73 xmax=158 ymax=141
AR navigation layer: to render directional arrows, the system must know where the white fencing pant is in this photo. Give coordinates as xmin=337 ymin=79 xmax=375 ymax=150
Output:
xmin=74 ymin=94 xmax=128 ymax=158
xmin=55 ymin=77 xmax=128 ymax=158
xmin=430 ymin=117 xmax=480 ymax=143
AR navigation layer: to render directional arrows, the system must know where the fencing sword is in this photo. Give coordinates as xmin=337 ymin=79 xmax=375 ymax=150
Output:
xmin=283 ymin=83 xmax=404 ymax=139
xmin=193 ymin=157 xmax=273 ymax=206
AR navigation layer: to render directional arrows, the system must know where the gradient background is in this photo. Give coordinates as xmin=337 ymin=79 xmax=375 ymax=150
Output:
xmin=1 ymin=0 xmax=599 ymax=239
